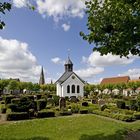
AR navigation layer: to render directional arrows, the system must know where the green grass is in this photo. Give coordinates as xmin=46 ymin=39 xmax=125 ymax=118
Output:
xmin=0 ymin=114 xmax=140 ymax=140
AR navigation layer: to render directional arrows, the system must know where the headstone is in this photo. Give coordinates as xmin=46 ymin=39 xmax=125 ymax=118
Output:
xmin=98 ymin=99 xmax=105 ymax=106
xmin=69 ymin=96 xmax=78 ymax=103
xmin=59 ymin=97 xmax=66 ymax=109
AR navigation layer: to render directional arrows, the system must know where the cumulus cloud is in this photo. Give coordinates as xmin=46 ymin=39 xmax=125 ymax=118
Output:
xmin=83 ymin=52 xmax=136 ymax=67
xmin=75 ymin=67 xmax=104 ymax=78
xmin=51 ymin=57 xmax=64 ymax=65
xmin=12 ymin=0 xmax=29 ymax=8
xmin=36 ymin=0 xmax=86 ymax=21
xmin=0 ymin=36 xmax=42 ymax=82
xmin=62 ymin=23 xmax=70 ymax=31
xmin=119 ymin=68 xmax=140 ymax=79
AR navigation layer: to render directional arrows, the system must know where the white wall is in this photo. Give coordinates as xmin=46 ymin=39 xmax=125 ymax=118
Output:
xmin=61 ymin=73 xmax=84 ymax=97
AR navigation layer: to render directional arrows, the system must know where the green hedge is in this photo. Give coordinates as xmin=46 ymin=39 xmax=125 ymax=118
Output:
xmin=5 ymin=96 xmax=15 ymax=104
xmin=7 ymin=112 xmax=29 ymax=121
xmin=134 ymin=112 xmax=140 ymax=120
xmin=80 ymin=109 xmax=88 ymax=114
xmin=116 ymin=100 xmax=125 ymax=109
xmin=60 ymin=111 xmax=72 ymax=116
xmin=37 ymin=99 xmax=47 ymax=111
xmin=36 ymin=111 xmax=55 ymax=118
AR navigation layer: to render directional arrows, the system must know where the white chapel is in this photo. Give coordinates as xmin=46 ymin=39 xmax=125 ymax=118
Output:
xmin=56 ymin=57 xmax=85 ymax=97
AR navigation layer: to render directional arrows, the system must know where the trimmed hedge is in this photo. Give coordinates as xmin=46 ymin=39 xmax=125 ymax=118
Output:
xmin=37 ymin=99 xmax=47 ymax=111
xmin=134 ymin=112 xmax=140 ymax=120
xmin=1 ymin=108 xmax=6 ymax=114
xmin=100 ymin=104 xmax=107 ymax=111
xmin=82 ymin=102 xmax=88 ymax=107
xmin=5 ymin=96 xmax=15 ymax=104
xmin=116 ymin=100 xmax=125 ymax=109
xmin=36 ymin=111 xmax=55 ymax=118
xmin=7 ymin=112 xmax=29 ymax=121
xmin=11 ymin=98 xmax=20 ymax=104
xmin=80 ymin=109 xmax=88 ymax=114
xmin=60 ymin=111 xmax=72 ymax=116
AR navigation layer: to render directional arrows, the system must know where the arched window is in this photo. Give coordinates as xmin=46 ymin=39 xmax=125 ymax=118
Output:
xmin=67 ymin=85 xmax=70 ymax=93
xmin=72 ymin=85 xmax=75 ymax=93
xmin=77 ymin=85 xmax=80 ymax=93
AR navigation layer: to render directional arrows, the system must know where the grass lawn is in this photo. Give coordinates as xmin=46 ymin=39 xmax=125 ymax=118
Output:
xmin=0 ymin=114 xmax=140 ymax=140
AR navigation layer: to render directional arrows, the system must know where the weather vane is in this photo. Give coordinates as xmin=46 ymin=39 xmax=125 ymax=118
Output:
xmin=67 ymin=49 xmax=70 ymax=58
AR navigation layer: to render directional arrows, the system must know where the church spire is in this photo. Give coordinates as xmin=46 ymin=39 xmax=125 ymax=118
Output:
xmin=64 ymin=56 xmax=73 ymax=72
xmin=39 ymin=66 xmax=45 ymax=85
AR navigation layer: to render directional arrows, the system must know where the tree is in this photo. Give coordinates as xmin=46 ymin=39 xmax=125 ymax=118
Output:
xmin=8 ymin=80 xmax=20 ymax=93
xmin=80 ymin=0 xmax=140 ymax=57
xmin=0 ymin=2 xmax=11 ymax=29
xmin=128 ymin=81 xmax=140 ymax=94
xmin=0 ymin=1 xmax=35 ymax=29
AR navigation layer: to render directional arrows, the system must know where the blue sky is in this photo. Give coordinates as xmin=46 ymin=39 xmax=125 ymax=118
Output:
xmin=0 ymin=0 xmax=140 ymax=83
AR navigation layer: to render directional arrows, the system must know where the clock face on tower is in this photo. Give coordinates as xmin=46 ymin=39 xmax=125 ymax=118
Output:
xmin=72 ymin=75 xmax=75 ymax=79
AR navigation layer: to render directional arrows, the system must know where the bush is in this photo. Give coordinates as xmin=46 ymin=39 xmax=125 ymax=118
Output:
xmin=82 ymin=102 xmax=88 ymax=107
xmin=5 ymin=96 xmax=15 ymax=104
xmin=7 ymin=112 xmax=29 ymax=121
xmin=100 ymin=104 xmax=107 ymax=111
xmin=26 ymin=95 xmax=34 ymax=101
xmin=116 ymin=100 xmax=125 ymax=109
xmin=80 ymin=109 xmax=88 ymax=114
xmin=37 ymin=99 xmax=47 ymax=111
xmin=129 ymin=99 xmax=138 ymax=111
xmin=53 ymin=95 xmax=60 ymax=106
xmin=71 ymin=103 xmax=80 ymax=113
xmin=1 ymin=107 xmax=6 ymax=114
xmin=134 ymin=112 xmax=140 ymax=120
xmin=11 ymin=98 xmax=20 ymax=104
xmin=60 ymin=110 xmax=72 ymax=116
xmin=36 ymin=111 xmax=55 ymax=118
xmin=7 ymin=104 xmax=18 ymax=112
xmin=28 ymin=109 xmax=35 ymax=118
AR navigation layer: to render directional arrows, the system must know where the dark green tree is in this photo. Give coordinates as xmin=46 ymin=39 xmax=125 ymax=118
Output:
xmin=80 ymin=0 xmax=140 ymax=57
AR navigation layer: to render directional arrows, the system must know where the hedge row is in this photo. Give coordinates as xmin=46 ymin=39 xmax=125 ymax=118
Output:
xmin=36 ymin=111 xmax=55 ymax=118
xmin=93 ymin=110 xmax=134 ymax=122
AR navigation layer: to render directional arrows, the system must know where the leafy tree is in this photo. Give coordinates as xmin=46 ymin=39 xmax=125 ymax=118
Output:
xmin=0 ymin=79 xmax=10 ymax=94
xmin=115 ymin=83 xmax=127 ymax=94
xmin=128 ymin=81 xmax=140 ymax=94
xmin=0 ymin=1 xmax=35 ymax=29
xmin=96 ymin=84 xmax=106 ymax=94
xmin=32 ymin=83 xmax=40 ymax=92
xmin=8 ymin=80 xmax=20 ymax=92
xmin=0 ymin=2 xmax=11 ymax=29
xmin=80 ymin=0 xmax=140 ymax=57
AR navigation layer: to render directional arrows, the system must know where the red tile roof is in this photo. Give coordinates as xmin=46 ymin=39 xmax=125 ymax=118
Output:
xmin=100 ymin=76 xmax=130 ymax=85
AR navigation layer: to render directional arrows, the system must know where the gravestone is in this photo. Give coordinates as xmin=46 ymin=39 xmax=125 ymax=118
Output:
xmin=59 ymin=97 xmax=66 ymax=109
xmin=98 ymin=99 xmax=105 ymax=106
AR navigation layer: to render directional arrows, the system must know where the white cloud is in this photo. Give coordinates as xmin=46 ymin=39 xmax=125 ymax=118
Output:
xmin=12 ymin=0 xmax=29 ymax=8
xmin=119 ymin=68 xmax=140 ymax=79
xmin=36 ymin=0 xmax=86 ymax=21
xmin=51 ymin=57 xmax=64 ymax=65
xmin=0 ymin=36 xmax=42 ymax=83
xmin=75 ymin=67 xmax=104 ymax=78
xmin=83 ymin=52 xmax=136 ymax=67
xmin=62 ymin=23 xmax=70 ymax=31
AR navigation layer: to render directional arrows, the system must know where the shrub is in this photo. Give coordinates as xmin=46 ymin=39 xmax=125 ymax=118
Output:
xmin=80 ymin=109 xmax=88 ymax=114
xmin=1 ymin=107 xmax=6 ymax=114
xmin=7 ymin=112 xmax=29 ymax=121
xmin=11 ymin=98 xmax=20 ymax=104
xmin=7 ymin=104 xmax=18 ymax=112
xmin=36 ymin=94 xmax=42 ymax=100
xmin=82 ymin=102 xmax=88 ymax=107
xmin=71 ymin=103 xmax=80 ymax=113
xmin=37 ymin=99 xmax=47 ymax=111
xmin=134 ymin=112 xmax=140 ymax=120
xmin=116 ymin=100 xmax=125 ymax=109
xmin=118 ymin=114 xmax=133 ymax=122
xmin=100 ymin=104 xmax=107 ymax=111
xmin=129 ymin=99 xmax=138 ymax=111
xmin=5 ymin=96 xmax=15 ymax=104
xmin=36 ymin=111 xmax=55 ymax=118
xmin=28 ymin=109 xmax=35 ymax=118
xmin=53 ymin=95 xmax=60 ymax=106
xmin=26 ymin=95 xmax=34 ymax=101
xmin=60 ymin=110 xmax=72 ymax=116
xmin=69 ymin=96 xmax=78 ymax=103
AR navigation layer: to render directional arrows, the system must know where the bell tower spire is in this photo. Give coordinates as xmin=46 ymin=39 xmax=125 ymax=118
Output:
xmin=39 ymin=66 xmax=45 ymax=85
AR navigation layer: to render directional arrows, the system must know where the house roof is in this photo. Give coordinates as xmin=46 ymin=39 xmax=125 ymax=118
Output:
xmin=56 ymin=71 xmax=85 ymax=84
xmin=100 ymin=76 xmax=130 ymax=85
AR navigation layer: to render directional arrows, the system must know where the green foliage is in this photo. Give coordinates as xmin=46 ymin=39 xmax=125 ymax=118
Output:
xmin=5 ymin=95 xmax=15 ymax=104
xmin=81 ymin=0 xmax=140 ymax=57
xmin=36 ymin=110 xmax=55 ymax=118
xmin=37 ymin=99 xmax=47 ymax=111
xmin=7 ymin=112 xmax=29 ymax=121
xmin=0 ymin=2 xmax=11 ymax=29
xmin=100 ymin=104 xmax=107 ymax=111
xmin=134 ymin=112 xmax=140 ymax=119
xmin=79 ymin=109 xmax=88 ymax=114
xmin=53 ymin=95 xmax=60 ymax=106
xmin=129 ymin=99 xmax=138 ymax=111
xmin=116 ymin=100 xmax=126 ymax=109
xmin=82 ymin=102 xmax=89 ymax=107
xmin=1 ymin=107 xmax=6 ymax=114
